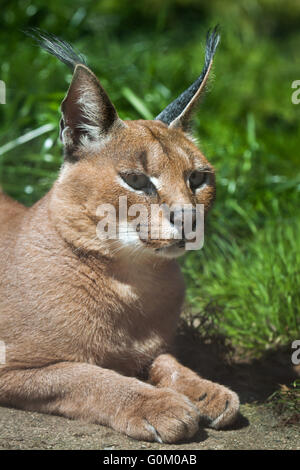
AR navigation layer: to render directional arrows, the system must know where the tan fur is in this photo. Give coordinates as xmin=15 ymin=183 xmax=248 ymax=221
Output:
xmin=0 ymin=57 xmax=239 ymax=443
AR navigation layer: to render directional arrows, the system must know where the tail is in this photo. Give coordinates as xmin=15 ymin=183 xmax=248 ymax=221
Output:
xmin=0 ymin=186 xmax=8 ymax=199
xmin=0 ymin=187 xmax=6 ymax=199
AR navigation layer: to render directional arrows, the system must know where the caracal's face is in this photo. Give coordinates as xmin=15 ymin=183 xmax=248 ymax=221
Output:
xmin=55 ymin=119 xmax=215 ymax=259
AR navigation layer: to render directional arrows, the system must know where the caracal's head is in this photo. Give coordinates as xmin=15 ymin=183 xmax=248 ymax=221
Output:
xmin=29 ymin=28 xmax=220 ymax=260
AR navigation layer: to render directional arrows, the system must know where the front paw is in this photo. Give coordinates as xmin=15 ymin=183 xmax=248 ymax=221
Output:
xmin=172 ymin=375 xmax=240 ymax=429
xmin=112 ymin=387 xmax=200 ymax=443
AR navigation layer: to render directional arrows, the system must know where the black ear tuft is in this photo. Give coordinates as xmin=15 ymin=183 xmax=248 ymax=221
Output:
xmin=25 ymin=29 xmax=123 ymax=160
xmin=24 ymin=28 xmax=87 ymax=70
xmin=155 ymin=25 xmax=220 ymax=128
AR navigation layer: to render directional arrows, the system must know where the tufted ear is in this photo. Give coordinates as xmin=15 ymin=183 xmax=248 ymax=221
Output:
xmin=155 ymin=26 xmax=220 ymax=131
xmin=59 ymin=64 xmax=123 ymax=159
xmin=25 ymin=29 xmax=123 ymax=160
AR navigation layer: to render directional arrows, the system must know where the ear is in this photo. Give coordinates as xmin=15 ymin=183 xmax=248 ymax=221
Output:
xmin=60 ymin=64 xmax=123 ymax=159
xmin=155 ymin=26 xmax=220 ymax=131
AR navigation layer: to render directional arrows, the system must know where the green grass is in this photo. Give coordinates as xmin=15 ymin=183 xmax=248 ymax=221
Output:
xmin=183 ymin=218 xmax=300 ymax=351
xmin=0 ymin=0 xmax=299 ymax=354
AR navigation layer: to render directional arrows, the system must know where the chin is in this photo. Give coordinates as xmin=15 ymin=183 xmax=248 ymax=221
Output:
xmin=153 ymin=241 xmax=187 ymax=259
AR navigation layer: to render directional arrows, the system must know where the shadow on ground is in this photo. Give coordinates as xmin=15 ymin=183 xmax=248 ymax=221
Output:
xmin=174 ymin=316 xmax=299 ymax=405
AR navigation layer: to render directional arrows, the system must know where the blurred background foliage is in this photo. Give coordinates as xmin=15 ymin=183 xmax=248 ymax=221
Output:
xmin=0 ymin=0 xmax=299 ymax=354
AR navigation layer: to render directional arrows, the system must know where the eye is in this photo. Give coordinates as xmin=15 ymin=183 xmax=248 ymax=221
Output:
xmin=189 ymin=170 xmax=207 ymax=192
xmin=120 ymin=173 xmax=156 ymax=195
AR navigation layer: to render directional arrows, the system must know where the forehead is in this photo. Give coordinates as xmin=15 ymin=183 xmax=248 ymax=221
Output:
xmin=115 ymin=120 xmax=210 ymax=176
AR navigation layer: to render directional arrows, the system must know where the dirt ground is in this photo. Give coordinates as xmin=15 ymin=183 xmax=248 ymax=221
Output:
xmin=0 ymin=327 xmax=299 ymax=450
xmin=0 ymin=402 xmax=299 ymax=450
